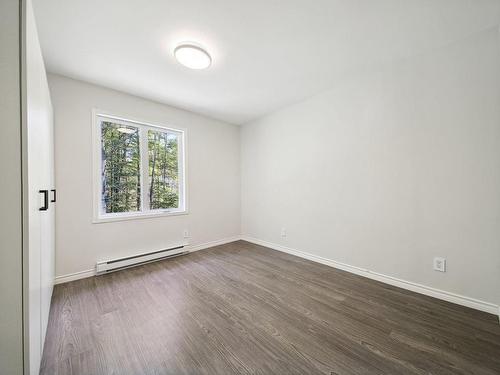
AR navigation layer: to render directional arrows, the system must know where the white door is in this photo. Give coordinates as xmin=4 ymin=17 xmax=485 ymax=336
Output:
xmin=26 ymin=0 xmax=55 ymax=374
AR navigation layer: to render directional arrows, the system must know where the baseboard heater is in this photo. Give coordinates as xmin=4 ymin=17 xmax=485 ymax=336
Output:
xmin=96 ymin=244 xmax=188 ymax=274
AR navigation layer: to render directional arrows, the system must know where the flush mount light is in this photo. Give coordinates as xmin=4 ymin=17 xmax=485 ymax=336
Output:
xmin=174 ymin=43 xmax=212 ymax=70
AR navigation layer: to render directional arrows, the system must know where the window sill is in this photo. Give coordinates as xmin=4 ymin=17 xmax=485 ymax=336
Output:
xmin=93 ymin=209 xmax=188 ymax=224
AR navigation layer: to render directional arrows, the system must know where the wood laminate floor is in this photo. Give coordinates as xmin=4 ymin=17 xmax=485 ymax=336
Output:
xmin=41 ymin=241 xmax=500 ymax=375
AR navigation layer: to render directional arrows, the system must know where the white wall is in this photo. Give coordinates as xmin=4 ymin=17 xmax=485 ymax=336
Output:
xmin=0 ymin=1 xmax=24 ymax=374
xmin=241 ymin=28 xmax=500 ymax=309
xmin=49 ymin=74 xmax=240 ymax=279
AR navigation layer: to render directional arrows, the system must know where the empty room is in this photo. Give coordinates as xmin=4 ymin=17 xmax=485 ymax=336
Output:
xmin=2 ymin=0 xmax=500 ymax=374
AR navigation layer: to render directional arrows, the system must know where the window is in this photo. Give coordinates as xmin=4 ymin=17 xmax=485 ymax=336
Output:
xmin=93 ymin=112 xmax=186 ymax=222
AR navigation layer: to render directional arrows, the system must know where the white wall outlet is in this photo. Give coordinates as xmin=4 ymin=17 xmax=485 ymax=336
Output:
xmin=183 ymin=229 xmax=189 ymax=239
xmin=433 ymin=257 xmax=446 ymax=272
xmin=280 ymin=227 xmax=287 ymax=238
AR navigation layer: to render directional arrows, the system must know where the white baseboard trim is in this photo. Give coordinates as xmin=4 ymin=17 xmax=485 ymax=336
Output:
xmin=52 ymin=235 xmax=500 ymax=320
xmin=55 ymin=269 xmax=95 ymax=284
xmin=241 ymin=236 xmax=500 ymax=317
xmin=54 ymin=236 xmax=242 ymax=285
xmin=186 ymin=236 xmax=242 ymax=252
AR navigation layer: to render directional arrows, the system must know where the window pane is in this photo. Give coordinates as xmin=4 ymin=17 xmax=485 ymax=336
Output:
xmin=148 ymin=129 xmax=179 ymax=210
xmin=100 ymin=121 xmax=141 ymax=214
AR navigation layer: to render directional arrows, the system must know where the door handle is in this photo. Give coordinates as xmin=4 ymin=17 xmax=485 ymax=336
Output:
xmin=39 ymin=190 xmax=49 ymax=211
xmin=50 ymin=189 xmax=56 ymax=203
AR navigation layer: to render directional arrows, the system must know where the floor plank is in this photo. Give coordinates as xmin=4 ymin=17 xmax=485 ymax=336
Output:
xmin=40 ymin=241 xmax=500 ymax=375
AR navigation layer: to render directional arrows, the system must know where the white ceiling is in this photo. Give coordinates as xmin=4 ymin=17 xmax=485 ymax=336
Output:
xmin=33 ymin=0 xmax=500 ymax=125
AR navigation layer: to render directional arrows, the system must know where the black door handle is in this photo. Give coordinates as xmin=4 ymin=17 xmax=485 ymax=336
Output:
xmin=39 ymin=190 xmax=49 ymax=211
xmin=50 ymin=189 xmax=56 ymax=203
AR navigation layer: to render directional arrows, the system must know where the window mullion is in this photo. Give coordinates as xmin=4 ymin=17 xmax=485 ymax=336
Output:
xmin=140 ymin=127 xmax=150 ymax=212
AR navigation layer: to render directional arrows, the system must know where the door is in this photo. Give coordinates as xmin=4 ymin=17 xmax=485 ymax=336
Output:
xmin=26 ymin=0 xmax=55 ymax=373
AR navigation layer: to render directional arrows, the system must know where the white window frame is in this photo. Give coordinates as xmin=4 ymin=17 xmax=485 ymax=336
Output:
xmin=92 ymin=110 xmax=187 ymax=223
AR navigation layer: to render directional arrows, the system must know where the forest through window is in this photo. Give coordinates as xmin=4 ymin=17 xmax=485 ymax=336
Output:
xmin=96 ymin=114 xmax=185 ymax=220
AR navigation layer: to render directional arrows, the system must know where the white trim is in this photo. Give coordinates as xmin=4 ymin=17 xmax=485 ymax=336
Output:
xmin=241 ymin=236 xmax=500 ymax=316
xmin=93 ymin=209 xmax=189 ymax=224
xmin=55 ymin=269 xmax=95 ymax=284
xmin=53 ymin=235 xmax=500 ymax=322
xmin=54 ymin=236 xmax=241 ymax=284
xmin=91 ymin=109 xmax=187 ymax=224
xmin=186 ymin=236 xmax=242 ymax=252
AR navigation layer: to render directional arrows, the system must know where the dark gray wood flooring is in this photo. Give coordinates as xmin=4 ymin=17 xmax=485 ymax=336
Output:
xmin=40 ymin=240 xmax=500 ymax=375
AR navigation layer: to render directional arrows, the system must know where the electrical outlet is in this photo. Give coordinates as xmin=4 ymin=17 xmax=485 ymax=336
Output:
xmin=433 ymin=257 xmax=446 ymax=272
xmin=280 ymin=227 xmax=287 ymax=238
xmin=183 ymin=229 xmax=189 ymax=239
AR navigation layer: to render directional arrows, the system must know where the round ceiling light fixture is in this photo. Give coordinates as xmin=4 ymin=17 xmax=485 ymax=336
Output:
xmin=174 ymin=43 xmax=212 ymax=70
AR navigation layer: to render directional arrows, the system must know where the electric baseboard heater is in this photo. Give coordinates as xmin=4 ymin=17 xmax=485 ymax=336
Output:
xmin=96 ymin=244 xmax=188 ymax=274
